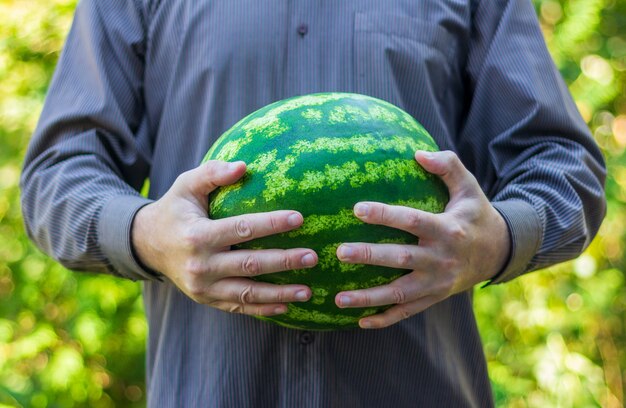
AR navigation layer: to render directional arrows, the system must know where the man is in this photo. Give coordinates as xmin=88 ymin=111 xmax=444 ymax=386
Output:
xmin=21 ymin=0 xmax=606 ymax=406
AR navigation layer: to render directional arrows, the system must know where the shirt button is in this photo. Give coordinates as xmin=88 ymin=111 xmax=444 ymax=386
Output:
xmin=299 ymin=331 xmax=314 ymax=345
xmin=297 ymin=23 xmax=309 ymax=36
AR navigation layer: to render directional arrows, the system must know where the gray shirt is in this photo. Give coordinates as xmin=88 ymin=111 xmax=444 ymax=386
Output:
xmin=21 ymin=0 xmax=606 ymax=406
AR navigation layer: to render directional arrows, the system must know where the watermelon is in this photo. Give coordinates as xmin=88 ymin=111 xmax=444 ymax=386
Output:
xmin=202 ymin=93 xmax=448 ymax=330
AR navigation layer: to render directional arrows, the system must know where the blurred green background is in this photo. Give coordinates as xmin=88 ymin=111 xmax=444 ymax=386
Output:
xmin=1 ymin=0 xmax=625 ymax=406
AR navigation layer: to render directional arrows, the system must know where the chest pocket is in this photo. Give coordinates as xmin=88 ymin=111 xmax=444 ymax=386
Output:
xmin=354 ymin=12 xmax=456 ymax=112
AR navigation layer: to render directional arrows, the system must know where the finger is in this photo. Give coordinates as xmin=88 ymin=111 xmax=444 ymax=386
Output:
xmin=208 ymin=300 xmax=290 ymax=317
xmin=176 ymin=160 xmax=247 ymax=198
xmin=207 ymin=277 xmax=311 ymax=304
xmin=335 ymin=270 xmax=433 ymax=308
xmin=210 ymin=247 xmax=318 ymax=278
xmin=337 ymin=242 xmax=433 ymax=269
xmin=208 ymin=210 xmax=305 ymax=246
xmin=352 ymin=202 xmax=441 ymax=237
xmin=358 ymin=295 xmax=441 ymax=329
xmin=414 ymin=150 xmax=480 ymax=197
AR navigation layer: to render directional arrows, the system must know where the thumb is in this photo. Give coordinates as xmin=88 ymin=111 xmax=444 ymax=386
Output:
xmin=414 ymin=150 xmax=480 ymax=198
xmin=175 ymin=160 xmax=247 ymax=198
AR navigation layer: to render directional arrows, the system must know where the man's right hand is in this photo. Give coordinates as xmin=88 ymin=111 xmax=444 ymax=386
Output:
xmin=131 ymin=160 xmax=316 ymax=316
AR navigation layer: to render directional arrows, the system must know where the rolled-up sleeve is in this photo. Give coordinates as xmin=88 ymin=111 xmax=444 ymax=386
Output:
xmin=461 ymin=0 xmax=606 ymax=283
xmin=20 ymin=0 xmax=157 ymax=281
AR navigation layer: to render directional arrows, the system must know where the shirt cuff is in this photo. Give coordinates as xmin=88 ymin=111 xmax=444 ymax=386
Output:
xmin=487 ymin=200 xmax=542 ymax=285
xmin=98 ymin=194 xmax=161 ymax=281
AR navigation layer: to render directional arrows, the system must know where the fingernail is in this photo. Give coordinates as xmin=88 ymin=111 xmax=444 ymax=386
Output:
xmin=360 ymin=319 xmax=373 ymax=329
xmin=274 ymin=306 xmax=287 ymax=315
xmin=287 ymin=213 xmax=302 ymax=227
xmin=354 ymin=203 xmax=369 ymax=217
xmin=227 ymin=162 xmax=240 ymax=171
xmin=338 ymin=245 xmax=353 ymax=259
xmin=301 ymin=253 xmax=315 ymax=266
xmin=295 ymin=290 xmax=309 ymax=301
xmin=420 ymin=151 xmax=434 ymax=160
xmin=339 ymin=295 xmax=351 ymax=307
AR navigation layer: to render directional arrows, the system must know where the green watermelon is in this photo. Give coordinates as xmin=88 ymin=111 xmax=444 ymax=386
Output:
xmin=202 ymin=93 xmax=448 ymax=331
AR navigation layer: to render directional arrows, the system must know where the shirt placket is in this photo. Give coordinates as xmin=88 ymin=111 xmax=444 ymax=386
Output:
xmin=279 ymin=328 xmax=324 ymax=408
xmin=284 ymin=0 xmax=320 ymax=95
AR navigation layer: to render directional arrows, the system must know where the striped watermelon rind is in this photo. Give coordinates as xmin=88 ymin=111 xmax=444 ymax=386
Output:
xmin=202 ymin=93 xmax=448 ymax=331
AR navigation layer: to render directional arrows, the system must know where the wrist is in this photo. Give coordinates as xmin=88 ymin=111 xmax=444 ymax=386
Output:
xmin=487 ymin=207 xmax=512 ymax=281
xmin=131 ymin=202 xmax=161 ymax=273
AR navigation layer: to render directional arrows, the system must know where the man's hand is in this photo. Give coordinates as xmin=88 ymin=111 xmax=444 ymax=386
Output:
xmin=132 ymin=160 xmax=316 ymax=316
xmin=334 ymin=150 xmax=510 ymax=329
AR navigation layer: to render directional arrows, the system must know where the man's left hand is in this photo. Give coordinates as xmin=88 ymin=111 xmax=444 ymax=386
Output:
xmin=334 ymin=150 xmax=511 ymax=329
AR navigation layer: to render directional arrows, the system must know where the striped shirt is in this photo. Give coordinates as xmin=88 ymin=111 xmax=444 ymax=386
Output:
xmin=21 ymin=0 xmax=606 ymax=406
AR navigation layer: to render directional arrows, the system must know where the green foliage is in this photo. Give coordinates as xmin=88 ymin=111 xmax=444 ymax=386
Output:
xmin=0 ymin=0 xmax=625 ymax=407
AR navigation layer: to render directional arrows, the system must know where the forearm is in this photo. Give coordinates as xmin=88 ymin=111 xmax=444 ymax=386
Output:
xmin=462 ymin=0 xmax=606 ymax=283
xmin=488 ymin=139 xmax=606 ymax=283
xmin=20 ymin=132 xmax=154 ymax=280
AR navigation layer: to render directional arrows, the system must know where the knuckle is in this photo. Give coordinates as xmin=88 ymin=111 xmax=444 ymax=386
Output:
xmin=274 ymin=290 xmax=285 ymax=303
xmin=256 ymin=306 xmax=270 ymax=316
xmin=204 ymin=161 xmax=219 ymax=177
xmin=443 ymin=150 xmax=458 ymax=165
xmin=446 ymin=222 xmax=467 ymax=241
xmin=182 ymin=229 xmax=203 ymax=251
xmin=235 ymin=218 xmax=253 ymax=239
xmin=238 ymin=285 xmax=254 ymax=304
xmin=360 ymin=291 xmax=372 ymax=307
xmin=363 ymin=245 xmax=373 ymax=263
xmin=242 ymin=255 xmax=261 ymax=276
xmin=378 ymin=204 xmax=387 ymax=222
xmin=228 ymin=304 xmax=243 ymax=314
xmin=439 ymin=151 xmax=459 ymax=176
xmin=186 ymin=283 xmax=206 ymax=302
xmin=397 ymin=248 xmax=413 ymax=268
xmin=199 ymin=162 xmax=219 ymax=185
xmin=282 ymin=254 xmax=294 ymax=271
xmin=399 ymin=306 xmax=412 ymax=320
xmin=269 ymin=214 xmax=280 ymax=232
xmin=391 ymin=287 xmax=407 ymax=304
xmin=184 ymin=258 xmax=206 ymax=277
xmin=439 ymin=257 xmax=458 ymax=272
xmin=406 ymin=211 xmax=421 ymax=230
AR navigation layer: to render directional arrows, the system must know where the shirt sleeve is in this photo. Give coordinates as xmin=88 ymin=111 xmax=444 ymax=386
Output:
xmin=461 ymin=0 xmax=607 ymax=284
xmin=20 ymin=0 xmax=159 ymax=281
